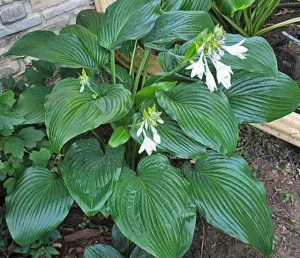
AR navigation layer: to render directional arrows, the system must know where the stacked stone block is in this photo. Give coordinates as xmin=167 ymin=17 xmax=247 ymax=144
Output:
xmin=0 ymin=0 xmax=95 ymax=78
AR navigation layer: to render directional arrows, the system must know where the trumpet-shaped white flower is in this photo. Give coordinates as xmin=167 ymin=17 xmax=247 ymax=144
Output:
xmin=186 ymin=53 xmax=205 ymax=80
xmin=185 ymin=25 xmax=248 ymax=92
xmin=139 ymin=132 xmax=157 ymax=156
xmin=136 ymin=105 xmax=164 ymax=156
xmin=213 ymin=60 xmax=233 ymax=89
xmin=222 ymin=39 xmax=248 ymax=60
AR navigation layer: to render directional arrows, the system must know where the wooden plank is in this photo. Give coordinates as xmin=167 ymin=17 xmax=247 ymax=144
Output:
xmin=94 ymin=0 xmax=115 ymax=12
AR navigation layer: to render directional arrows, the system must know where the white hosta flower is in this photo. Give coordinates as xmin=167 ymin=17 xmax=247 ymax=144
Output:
xmin=78 ymin=69 xmax=90 ymax=93
xmin=213 ymin=60 xmax=233 ymax=89
xmin=136 ymin=105 xmax=164 ymax=155
xmin=186 ymin=53 xmax=205 ymax=80
xmin=204 ymin=57 xmax=217 ymax=92
xmin=139 ymin=132 xmax=157 ymax=156
xmin=222 ymin=39 xmax=248 ymax=60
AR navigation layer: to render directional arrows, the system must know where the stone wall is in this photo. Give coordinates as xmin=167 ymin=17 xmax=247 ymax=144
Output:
xmin=0 ymin=0 xmax=95 ymax=78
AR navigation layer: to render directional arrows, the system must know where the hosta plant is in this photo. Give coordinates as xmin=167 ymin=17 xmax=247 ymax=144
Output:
xmin=3 ymin=0 xmax=300 ymax=257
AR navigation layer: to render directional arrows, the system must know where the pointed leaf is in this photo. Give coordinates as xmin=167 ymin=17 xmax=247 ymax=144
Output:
xmin=142 ymin=11 xmax=214 ymax=51
xmin=77 ymin=9 xmax=105 ymax=36
xmin=108 ymin=127 xmax=131 ymax=148
xmin=112 ymin=224 xmax=134 ymax=254
xmin=157 ymin=83 xmax=238 ymax=156
xmin=45 ymin=79 xmax=132 ymax=153
xmin=109 ymin=154 xmax=196 ymax=258
xmin=60 ymin=24 xmax=109 ymax=69
xmin=182 ymin=152 xmax=273 ymax=257
xmin=215 ymin=0 xmax=255 ymax=16
xmin=223 ymin=34 xmax=278 ymax=78
xmin=84 ymin=244 xmax=123 ymax=258
xmin=62 ymin=139 xmax=124 ymax=216
xmin=223 ymin=71 xmax=300 ymax=123
xmin=16 ymin=84 xmax=52 ymax=125
xmin=6 ymin=31 xmax=100 ymax=70
xmin=6 ymin=167 xmax=73 ymax=246
xmin=98 ymin=0 xmax=161 ymax=50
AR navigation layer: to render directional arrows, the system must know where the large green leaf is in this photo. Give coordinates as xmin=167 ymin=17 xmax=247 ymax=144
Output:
xmin=180 ymin=0 xmax=213 ymax=11
xmin=62 ymin=139 xmax=124 ymax=216
xmin=45 ymin=79 xmax=132 ymax=153
xmin=6 ymin=167 xmax=73 ymax=246
xmin=108 ymin=155 xmax=196 ymax=258
xmin=223 ymin=34 xmax=278 ymax=78
xmin=223 ymin=71 xmax=300 ymax=123
xmin=60 ymin=24 xmax=109 ymax=69
xmin=143 ymin=11 xmax=214 ymax=51
xmin=182 ymin=152 xmax=273 ymax=257
xmin=98 ymin=0 xmax=160 ymax=50
xmin=76 ymin=9 xmax=105 ymax=36
xmin=131 ymin=113 xmax=206 ymax=159
xmin=6 ymin=31 xmax=100 ymax=70
xmin=84 ymin=244 xmax=123 ymax=258
xmin=215 ymin=0 xmax=255 ymax=16
xmin=0 ymin=104 xmax=25 ymax=130
xmin=16 ymin=84 xmax=52 ymax=124
xmin=157 ymin=83 xmax=238 ymax=156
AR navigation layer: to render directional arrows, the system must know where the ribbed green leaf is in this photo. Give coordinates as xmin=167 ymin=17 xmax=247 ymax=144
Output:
xmin=223 ymin=71 xmax=300 ymax=123
xmin=108 ymin=155 xmax=196 ymax=258
xmin=62 ymin=139 xmax=124 ymax=216
xmin=108 ymin=127 xmax=131 ymax=148
xmin=112 ymin=224 xmax=134 ymax=254
xmin=0 ymin=104 xmax=25 ymax=130
xmin=157 ymin=83 xmax=238 ymax=156
xmin=16 ymin=85 xmax=52 ymax=125
xmin=142 ymin=11 xmax=214 ymax=51
xmin=6 ymin=167 xmax=73 ymax=246
xmin=130 ymin=246 xmax=154 ymax=258
xmin=182 ymin=152 xmax=273 ymax=257
xmin=223 ymin=34 xmax=278 ymax=78
xmin=104 ymin=65 xmax=133 ymax=89
xmin=45 ymin=79 xmax=132 ymax=153
xmin=84 ymin=244 xmax=123 ymax=258
xmin=180 ymin=0 xmax=213 ymax=11
xmin=99 ymin=0 xmax=160 ymax=50
xmin=131 ymin=113 xmax=206 ymax=159
xmin=76 ymin=9 xmax=105 ymax=36
xmin=60 ymin=25 xmax=109 ymax=69
xmin=134 ymin=82 xmax=177 ymax=106
xmin=215 ymin=0 xmax=255 ymax=16
xmin=6 ymin=31 xmax=100 ymax=70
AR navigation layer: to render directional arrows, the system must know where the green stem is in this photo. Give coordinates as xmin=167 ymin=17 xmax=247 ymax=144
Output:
xmin=243 ymin=9 xmax=252 ymax=35
xmin=129 ymin=40 xmax=138 ymax=78
xmin=86 ymin=84 xmax=99 ymax=97
xmin=132 ymin=47 xmax=151 ymax=99
xmin=91 ymin=130 xmax=106 ymax=149
xmin=131 ymin=142 xmax=138 ymax=170
xmin=141 ymin=53 xmax=150 ymax=89
xmin=110 ymin=50 xmax=116 ymax=85
xmin=222 ymin=14 xmax=249 ymax=37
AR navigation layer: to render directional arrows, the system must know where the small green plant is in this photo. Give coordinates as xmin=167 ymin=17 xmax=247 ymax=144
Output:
xmin=276 ymin=188 xmax=294 ymax=203
xmin=14 ymin=229 xmax=61 ymax=258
